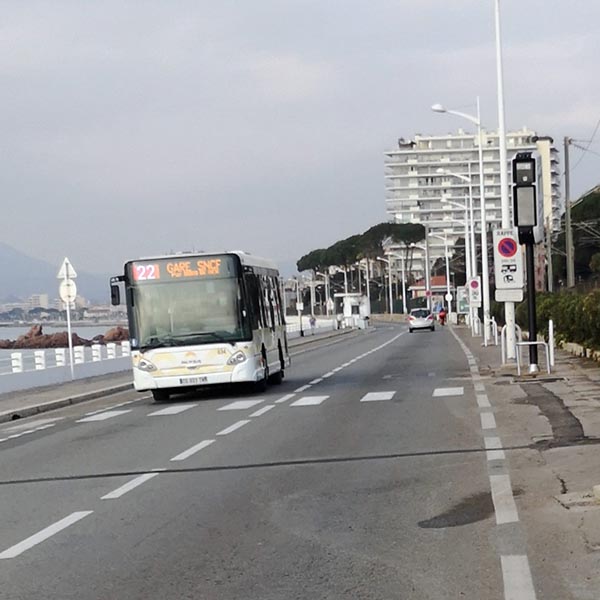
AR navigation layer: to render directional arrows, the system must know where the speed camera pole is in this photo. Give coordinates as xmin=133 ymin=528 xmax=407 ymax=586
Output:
xmin=513 ymin=152 xmax=543 ymax=374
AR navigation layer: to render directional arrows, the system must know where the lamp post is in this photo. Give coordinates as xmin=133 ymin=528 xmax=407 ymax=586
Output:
xmin=316 ymin=271 xmax=331 ymax=315
xmin=432 ymin=98 xmax=491 ymax=346
xmin=437 ymin=168 xmax=477 ymax=280
xmin=429 ymin=233 xmax=452 ymax=314
xmin=377 ymin=256 xmax=394 ymax=315
xmin=385 ymin=252 xmax=408 ymax=315
xmin=410 ymin=236 xmax=431 ymax=312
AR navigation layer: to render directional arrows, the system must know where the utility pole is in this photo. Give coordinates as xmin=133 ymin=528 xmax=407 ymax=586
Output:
xmin=564 ymin=136 xmax=575 ymax=287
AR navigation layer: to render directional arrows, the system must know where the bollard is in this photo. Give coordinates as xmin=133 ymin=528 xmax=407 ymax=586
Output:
xmin=549 ymin=319 xmax=555 ymax=367
xmin=121 ymin=341 xmax=131 ymax=357
xmin=55 ymin=348 xmax=66 ymax=367
xmin=92 ymin=344 xmax=102 ymax=362
xmin=106 ymin=343 xmax=116 ymax=359
xmin=34 ymin=350 xmax=46 ymax=370
xmin=11 ymin=352 xmax=23 ymax=373
xmin=74 ymin=346 xmax=85 ymax=364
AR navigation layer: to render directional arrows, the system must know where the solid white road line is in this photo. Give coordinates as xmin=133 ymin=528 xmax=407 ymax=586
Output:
xmin=480 ymin=412 xmax=497 ymax=430
xmin=275 ymin=394 xmax=296 ymax=404
xmin=76 ymin=410 xmax=131 ymax=423
xmin=432 ymin=387 xmax=464 ymax=397
xmin=170 ymin=439 xmax=215 ymax=462
xmin=490 ymin=474 xmax=520 ymax=525
xmin=360 ymin=392 xmax=396 ymax=402
xmin=477 ymin=394 xmax=492 ymax=408
xmin=294 ymin=385 xmax=312 ymax=393
xmin=218 ymin=400 xmax=263 ymax=411
xmin=501 ymin=555 xmax=537 ymax=600
xmin=484 ymin=437 xmax=506 ymax=461
xmin=148 ymin=404 xmax=198 ymax=416
xmin=0 ymin=511 xmax=93 ymax=560
xmin=290 ymin=396 xmax=329 ymax=406
xmin=101 ymin=473 xmax=159 ymax=500
xmin=250 ymin=405 xmax=275 ymax=417
xmin=217 ymin=420 xmax=251 ymax=436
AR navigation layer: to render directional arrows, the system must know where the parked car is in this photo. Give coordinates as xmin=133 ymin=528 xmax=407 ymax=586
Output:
xmin=408 ymin=308 xmax=435 ymax=333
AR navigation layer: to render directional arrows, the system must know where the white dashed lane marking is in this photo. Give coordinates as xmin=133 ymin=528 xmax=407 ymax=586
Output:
xmin=76 ymin=410 xmax=132 ymax=423
xmin=490 ymin=474 xmax=520 ymax=525
xmin=217 ymin=420 xmax=251 ymax=436
xmin=480 ymin=412 xmax=497 ymax=430
xmin=275 ymin=394 xmax=295 ymax=404
xmin=218 ymin=400 xmax=263 ymax=411
xmin=290 ymin=396 xmax=329 ymax=407
xmin=250 ymin=405 xmax=275 ymax=417
xmin=101 ymin=473 xmax=159 ymax=500
xmin=170 ymin=439 xmax=215 ymax=462
xmin=484 ymin=437 xmax=506 ymax=461
xmin=501 ymin=555 xmax=537 ymax=600
xmin=360 ymin=392 xmax=396 ymax=402
xmin=0 ymin=511 xmax=93 ymax=560
xmin=432 ymin=387 xmax=464 ymax=398
xmin=148 ymin=404 xmax=198 ymax=416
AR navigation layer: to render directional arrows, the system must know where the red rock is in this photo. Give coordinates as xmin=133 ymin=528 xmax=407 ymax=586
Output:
xmin=104 ymin=327 xmax=129 ymax=342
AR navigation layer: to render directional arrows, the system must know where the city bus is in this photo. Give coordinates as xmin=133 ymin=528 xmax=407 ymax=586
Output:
xmin=110 ymin=251 xmax=290 ymax=402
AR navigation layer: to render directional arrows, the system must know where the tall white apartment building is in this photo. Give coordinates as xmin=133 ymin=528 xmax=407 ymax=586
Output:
xmin=384 ymin=128 xmax=561 ymax=274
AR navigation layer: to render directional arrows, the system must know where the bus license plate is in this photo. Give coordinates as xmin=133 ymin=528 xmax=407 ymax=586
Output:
xmin=179 ymin=376 xmax=208 ymax=385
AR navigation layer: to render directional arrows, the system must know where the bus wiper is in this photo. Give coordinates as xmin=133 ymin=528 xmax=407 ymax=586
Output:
xmin=171 ymin=332 xmax=235 ymax=346
xmin=139 ymin=336 xmax=177 ymax=351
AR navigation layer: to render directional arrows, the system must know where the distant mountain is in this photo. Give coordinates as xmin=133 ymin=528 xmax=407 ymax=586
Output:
xmin=0 ymin=243 xmax=109 ymax=303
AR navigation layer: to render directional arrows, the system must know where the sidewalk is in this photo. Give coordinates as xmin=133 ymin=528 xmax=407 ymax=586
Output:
xmin=0 ymin=327 xmax=360 ymax=424
xmin=453 ymin=324 xmax=600 ymax=553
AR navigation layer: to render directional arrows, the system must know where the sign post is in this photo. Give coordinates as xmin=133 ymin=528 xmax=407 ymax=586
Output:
xmin=58 ymin=258 xmax=78 ymax=379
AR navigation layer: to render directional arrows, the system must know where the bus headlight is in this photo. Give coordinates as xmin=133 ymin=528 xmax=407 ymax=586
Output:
xmin=137 ymin=358 xmax=157 ymax=372
xmin=227 ymin=351 xmax=247 ymax=366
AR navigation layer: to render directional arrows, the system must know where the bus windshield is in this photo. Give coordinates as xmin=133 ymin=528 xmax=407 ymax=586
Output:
xmin=132 ymin=277 xmax=248 ymax=350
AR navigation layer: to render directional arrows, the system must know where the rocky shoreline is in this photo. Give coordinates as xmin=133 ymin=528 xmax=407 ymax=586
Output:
xmin=0 ymin=325 xmax=129 ymax=350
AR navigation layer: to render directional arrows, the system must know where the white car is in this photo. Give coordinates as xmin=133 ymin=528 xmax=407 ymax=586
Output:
xmin=408 ymin=308 xmax=435 ymax=333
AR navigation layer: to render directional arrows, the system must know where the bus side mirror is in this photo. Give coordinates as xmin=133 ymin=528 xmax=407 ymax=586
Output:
xmin=111 ymin=285 xmax=121 ymax=306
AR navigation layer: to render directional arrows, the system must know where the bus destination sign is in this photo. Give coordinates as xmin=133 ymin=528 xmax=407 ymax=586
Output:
xmin=130 ymin=255 xmax=236 ymax=283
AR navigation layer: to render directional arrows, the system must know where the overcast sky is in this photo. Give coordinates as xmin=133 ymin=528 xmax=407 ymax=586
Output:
xmin=1 ymin=1 xmax=598 ymax=275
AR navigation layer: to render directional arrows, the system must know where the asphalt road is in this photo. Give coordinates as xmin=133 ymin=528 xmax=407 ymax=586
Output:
xmin=0 ymin=323 xmax=522 ymax=599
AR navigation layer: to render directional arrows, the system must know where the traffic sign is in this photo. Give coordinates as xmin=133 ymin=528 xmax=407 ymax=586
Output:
xmin=498 ymin=237 xmax=518 ymax=258
xmin=57 ymin=257 xmax=77 ymax=279
xmin=456 ymin=288 xmax=469 ymax=314
xmin=296 ymin=302 xmax=304 ymax=312
xmin=493 ymin=228 xmax=524 ymax=292
xmin=59 ymin=279 xmax=77 ymax=303
xmin=468 ymin=277 xmax=482 ymax=308
xmin=445 ymin=293 xmax=453 ymax=302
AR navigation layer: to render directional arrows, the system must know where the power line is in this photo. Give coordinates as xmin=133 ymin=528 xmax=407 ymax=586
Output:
xmin=571 ymin=117 xmax=600 ymax=172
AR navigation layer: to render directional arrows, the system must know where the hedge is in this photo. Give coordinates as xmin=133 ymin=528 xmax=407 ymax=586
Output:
xmin=491 ymin=290 xmax=600 ymax=350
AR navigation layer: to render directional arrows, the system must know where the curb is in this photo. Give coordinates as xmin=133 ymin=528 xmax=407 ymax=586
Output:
xmin=0 ymin=383 xmax=133 ymax=424
xmin=0 ymin=328 xmax=361 ymax=424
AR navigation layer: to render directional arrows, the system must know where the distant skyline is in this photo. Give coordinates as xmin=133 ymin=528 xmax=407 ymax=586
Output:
xmin=1 ymin=1 xmax=599 ymax=274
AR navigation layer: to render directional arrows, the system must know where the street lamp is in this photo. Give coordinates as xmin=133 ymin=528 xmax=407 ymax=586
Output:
xmin=432 ymin=98 xmax=491 ymax=346
xmin=385 ymin=252 xmax=408 ymax=315
xmin=410 ymin=238 xmax=431 ymax=311
xmin=376 ymin=257 xmax=394 ymax=315
xmin=441 ymin=197 xmax=473 ymax=281
xmin=429 ymin=233 xmax=452 ymax=314
xmin=437 ymin=168 xmax=477 ymax=280
xmin=316 ymin=271 xmax=331 ymax=315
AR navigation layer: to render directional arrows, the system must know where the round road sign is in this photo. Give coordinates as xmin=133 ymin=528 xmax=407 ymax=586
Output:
xmin=470 ymin=279 xmax=479 ymax=289
xmin=59 ymin=279 xmax=77 ymax=303
xmin=498 ymin=237 xmax=518 ymax=258
xmin=445 ymin=293 xmax=453 ymax=302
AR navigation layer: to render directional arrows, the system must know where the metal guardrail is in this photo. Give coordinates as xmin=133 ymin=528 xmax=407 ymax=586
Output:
xmin=1 ymin=342 xmax=131 ymax=376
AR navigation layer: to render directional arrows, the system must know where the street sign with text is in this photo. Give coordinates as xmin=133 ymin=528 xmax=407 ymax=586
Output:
xmin=493 ymin=228 xmax=524 ymax=292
